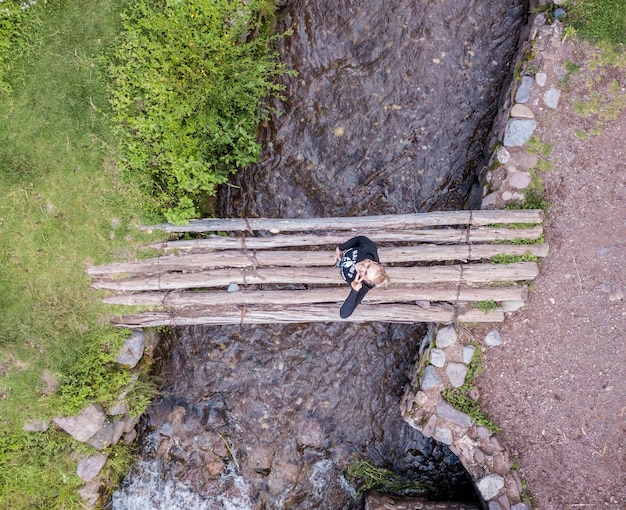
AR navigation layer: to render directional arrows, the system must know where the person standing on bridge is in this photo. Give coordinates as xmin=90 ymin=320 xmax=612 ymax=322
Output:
xmin=334 ymin=236 xmax=389 ymax=319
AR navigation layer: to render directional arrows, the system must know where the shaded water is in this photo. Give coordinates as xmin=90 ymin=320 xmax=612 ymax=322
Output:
xmin=113 ymin=0 xmax=528 ymax=508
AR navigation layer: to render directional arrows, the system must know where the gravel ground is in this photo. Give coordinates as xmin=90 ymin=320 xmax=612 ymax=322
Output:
xmin=474 ymin=38 xmax=626 ymax=510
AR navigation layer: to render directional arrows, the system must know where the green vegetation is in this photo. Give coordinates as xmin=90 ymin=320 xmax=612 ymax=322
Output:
xmin=441 ymin=347 xmax=500 ymax=434
xmin=477 ymin=299 xmax=498 ymax=313
xmin=564 ymin=0 xmax=626 ymax=49
xmin=0 ymin=0 xmax=287 ymax=507
xmin=108 ymin=0 xmax=292 ymax=223
xmin=347 ymin=458 xmax=434 ymax=499
xmin=490 ymin=253 xmax=539 ymax=264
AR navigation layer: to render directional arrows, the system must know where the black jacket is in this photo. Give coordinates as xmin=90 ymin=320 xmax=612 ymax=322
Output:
xmin=336 ymin=236 xmax=380 ymax=318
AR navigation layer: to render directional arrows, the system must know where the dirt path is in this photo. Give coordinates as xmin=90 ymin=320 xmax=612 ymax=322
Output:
xmin=474 ymin=38 xmax=626 ymax=509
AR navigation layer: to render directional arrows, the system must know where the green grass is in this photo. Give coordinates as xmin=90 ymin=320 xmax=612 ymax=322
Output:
xmin=564 ymin=0 xmax=626 ymax=49
xmin=0 ymin=1 xmax=163 ymax=507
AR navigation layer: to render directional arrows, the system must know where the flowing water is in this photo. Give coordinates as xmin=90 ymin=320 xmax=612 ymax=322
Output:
xmin=112 ymin=0 xmax=528 ymax=508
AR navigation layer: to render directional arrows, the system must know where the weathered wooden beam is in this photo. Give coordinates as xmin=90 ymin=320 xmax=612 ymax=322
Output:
xmin=111 ymin=303 xmax=504 ymax=327
xmin=145 ymin=210 xmax=543 ymax=233
xmin=91 ymin=262 xmax=539 ymax=292
xmin=148 ymin=226 xmax=544 ymax=252
xmin=88 ymin=244 xmax=548 ymax=276
xmin=102 ymin=285 xmax=528 ymax=307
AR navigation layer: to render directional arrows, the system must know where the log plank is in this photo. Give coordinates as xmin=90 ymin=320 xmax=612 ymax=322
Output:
xmin=91 ymin=262 xmax=539 ymax=291
xmin=149 ymin=226 xmax=544 ymax=252
xmin=146 ymin=210 xmax=543 ymax=233
xmin=88 ymin=244 xmax=548 ymax=276
xmin=112 ymin=303 xmax=504 ymax=328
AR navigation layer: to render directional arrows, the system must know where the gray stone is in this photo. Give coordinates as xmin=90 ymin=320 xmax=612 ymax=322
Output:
xmin=435 ymin=325 xmax=457 ymax=348
xmin=515 ymin=76 xmax=534 ymax=103
xmin=516 ymin=151 xmax=539 ymax=169
xmin=503 ymin=119 xmax=537 ymax=147
xmin=481 ymin=191 xmax=500 ymax=210
xmin=115 ymin=330 xmax=145 ymax=368
xmin=433 ymin=427 xmax=453 ymax=445
xmin=496 ymin=146 xmax=510 ymax=164
xmin=23 ymin=420 xmax=49 ymax=432
xmin=53 ymin=404 xmax=106 ymax=442
xmin=420 ymin=365 xmax=442 ymax=390
xmin=488 ymin=502 xmax=503 ymax=510
xmin=484 ymin=329 xmax=503 ymax=347
xmin=77 ymin=453 xmax=108 ymax=482
xmin=510 ymin=104 xmax=534 ymax=119
xmin=437 ymin=400 xmax=474 ymax=428
xmin=86 ymin=419 xmax=116 ymax=450
xmin=227 ymin=283 xmax=241 ymax=292
xmin=535 ymin=72 xmax=547 ymax=87
xmin=78 ymin=481 xmax=101 ymax=508
xmin=508 ymin=171 xmax=532 ymax=189
xmin=511 ymin=504 xmax=531 ymax=510
xmin=422 ymin=414 xmax=438 ymax=438
xmin=501 ymin=191 xmax=525 ymax=203
xmin=463 ymin=345 xmax=476 ymax=364
xmin=501 ymin=300 xmax=525 ymax=312
xmin=477 ymin=474 xmax=505 ymax=500
xmin=446 ymin=362 xmax=469 ymax=388
xmin=429 ymin=348 xmax=446 ymax=368
xmin=544 ymin=87 xmax=561 ymax=109
xmin=107 ymin=401 xmax=128 ymax=416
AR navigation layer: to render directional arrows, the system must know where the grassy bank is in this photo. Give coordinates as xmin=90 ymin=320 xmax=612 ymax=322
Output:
xmin=0 ymin=0 xmax=286 ymax=507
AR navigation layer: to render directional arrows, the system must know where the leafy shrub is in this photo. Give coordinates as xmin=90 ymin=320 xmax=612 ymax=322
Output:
xmin=108 ymin=0 xmax=291 ymax=223
xmin=58 ymin=328 xmax=134 ymax=415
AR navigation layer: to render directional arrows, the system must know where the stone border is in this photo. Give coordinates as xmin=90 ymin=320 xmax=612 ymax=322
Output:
xmin=398 ymin=7 xmax=570 ymax=510
xmin=400 ymin=325 xmax=528 ymax=510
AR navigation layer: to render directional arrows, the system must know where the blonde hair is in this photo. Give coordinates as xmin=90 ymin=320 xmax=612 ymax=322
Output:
xmin=369 ymin=263 xmax=390 ymax=288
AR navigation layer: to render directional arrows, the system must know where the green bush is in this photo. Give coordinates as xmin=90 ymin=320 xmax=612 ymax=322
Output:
xmin=108 ymin=0 xmax=291 ymax=223
xmin=565 ymin=0 xmax=626 ymax=48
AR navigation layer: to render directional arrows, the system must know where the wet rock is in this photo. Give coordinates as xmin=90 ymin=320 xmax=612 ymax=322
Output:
xmin=436 ymin=324 xmax=457 ymax=348
xmin=446 ymin=362 xmax=469 ymax=388
xmin=53 ymin=404 xmax=106 ymax=442
xmin=23 ymin=419 xmax=49 ymax=432
xmin=543 ymin=87 xmax=561 ymax=108
xmin=77 ymin=453 xmax=108 ymax=482
xmin=515 ymin=76 xmax=534 ymax=103
xmin=503 ymin=119 xmax=537 ymax=147
xmin=115 ymin=330 xmax=145 ymax=368
xmin=477 ymin=473 xmax=505 ymax=500
xmin=484 ymin=330 xmax=503 ymax=347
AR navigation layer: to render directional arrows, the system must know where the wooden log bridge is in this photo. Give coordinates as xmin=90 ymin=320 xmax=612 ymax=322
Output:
xmin=88 ymin=210 xmax=547 ymax=328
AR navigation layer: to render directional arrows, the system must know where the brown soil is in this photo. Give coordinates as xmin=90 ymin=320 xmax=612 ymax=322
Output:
xmin=473 ymin=40 xmax=626 ymax=509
